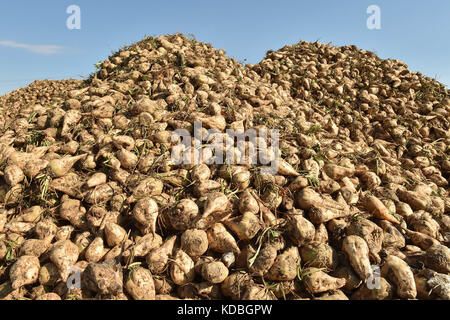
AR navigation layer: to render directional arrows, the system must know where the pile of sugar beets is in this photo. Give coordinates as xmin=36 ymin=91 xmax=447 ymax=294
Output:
xmin=0 ymin=33 xmax=449 ymax=300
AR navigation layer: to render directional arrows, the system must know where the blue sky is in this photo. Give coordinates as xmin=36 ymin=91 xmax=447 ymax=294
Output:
xmin=1 ymin=0 xmax=449 ymax=95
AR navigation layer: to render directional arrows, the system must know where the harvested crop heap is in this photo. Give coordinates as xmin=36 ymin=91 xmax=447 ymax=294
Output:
xmin=0 ymin=34 xmax=449 ymax=300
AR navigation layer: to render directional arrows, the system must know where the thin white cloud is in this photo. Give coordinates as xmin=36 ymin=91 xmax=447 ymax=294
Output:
xmin=0 ymin=40 xmax=64 ymax=55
